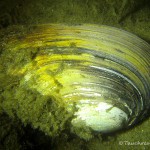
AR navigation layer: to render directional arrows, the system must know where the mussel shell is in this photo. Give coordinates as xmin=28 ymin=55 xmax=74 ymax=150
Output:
xmin=5 ymin=24 xmax=150 ymax=135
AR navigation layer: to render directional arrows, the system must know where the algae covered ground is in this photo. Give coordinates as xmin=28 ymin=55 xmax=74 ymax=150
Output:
xmin=0 ymin=0 xmax=150 ymax=150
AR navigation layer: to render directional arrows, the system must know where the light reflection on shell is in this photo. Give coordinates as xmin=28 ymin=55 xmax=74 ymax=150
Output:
xmin=7 ymin=24 xmax=150 ymax=135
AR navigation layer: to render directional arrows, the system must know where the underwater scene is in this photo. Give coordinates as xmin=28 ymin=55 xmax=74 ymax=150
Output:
xmin=0 ymin=0 xmax=150 ymax=150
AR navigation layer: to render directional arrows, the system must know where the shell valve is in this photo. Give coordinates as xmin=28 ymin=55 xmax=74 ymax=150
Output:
xmin=5 ymin=24 xmax=150 ymax=138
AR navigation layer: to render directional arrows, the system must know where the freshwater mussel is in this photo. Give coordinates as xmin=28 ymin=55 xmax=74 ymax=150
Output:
xmin=1 ymin=24 xmax=150 ymax=139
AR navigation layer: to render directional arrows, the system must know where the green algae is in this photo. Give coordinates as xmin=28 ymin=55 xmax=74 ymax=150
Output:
xmin=0 ymin=35 xmax=74 ymax=137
